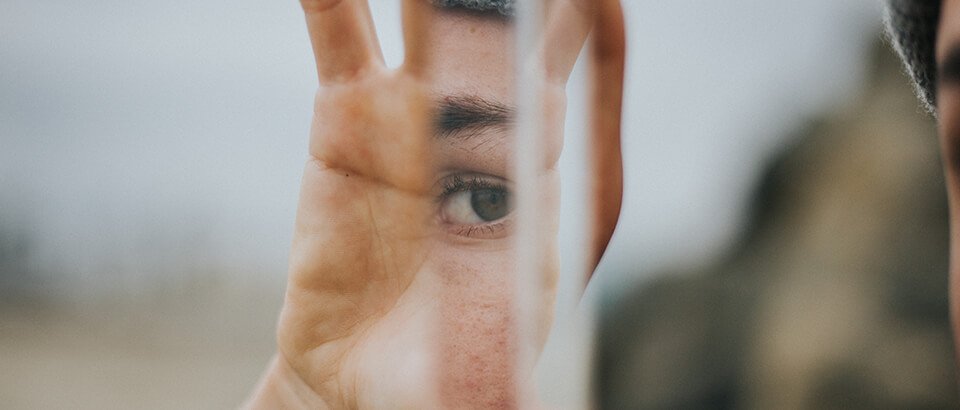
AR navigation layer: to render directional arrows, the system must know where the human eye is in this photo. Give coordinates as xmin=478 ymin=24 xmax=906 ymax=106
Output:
xmin=436 ymin=173 xmax=513 ymax=239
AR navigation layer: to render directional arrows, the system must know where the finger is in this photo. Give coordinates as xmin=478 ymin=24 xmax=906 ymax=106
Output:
xmin=401 ymin=0 xmax=435 ymax=78
xmin=301 ymin=0 xmax=384 ymax=84
xmin=541 ymin=0 xmax=594 ymax=84
xmin=587 ymin=0 xmax=625 ymax=276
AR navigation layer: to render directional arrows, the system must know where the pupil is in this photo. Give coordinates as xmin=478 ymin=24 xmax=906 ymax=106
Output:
xmin=470 ymin=189 xmax=510 ymax=222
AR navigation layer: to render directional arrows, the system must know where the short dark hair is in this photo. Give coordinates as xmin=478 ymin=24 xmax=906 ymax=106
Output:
xmin=433 ymin=0 xmax=514 ymax=16
xmin=884 ymin=0 xmax=941 ymax=114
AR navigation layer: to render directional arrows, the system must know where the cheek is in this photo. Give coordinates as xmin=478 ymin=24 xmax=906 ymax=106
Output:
xmin=426 ymin=171 xmax=562 ymax=406
xmin=433 ymin=251 xmax=519 ymax=407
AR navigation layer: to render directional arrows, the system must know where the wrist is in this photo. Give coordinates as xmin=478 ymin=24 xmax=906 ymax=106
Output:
xmin=243 ymin=355 xmax=330 ymax=410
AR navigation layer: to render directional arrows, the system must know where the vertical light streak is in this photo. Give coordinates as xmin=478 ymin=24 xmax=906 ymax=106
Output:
xmin=514 ymin=0 xmax=545 ymax=406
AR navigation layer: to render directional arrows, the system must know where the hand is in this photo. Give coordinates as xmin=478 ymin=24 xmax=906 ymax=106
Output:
xmin=245 ymin=1 xmax=625 ymax=408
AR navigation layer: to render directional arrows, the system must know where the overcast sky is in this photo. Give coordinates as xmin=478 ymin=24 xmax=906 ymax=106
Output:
xmin=0 ymin=1 xmax=883 ymax=298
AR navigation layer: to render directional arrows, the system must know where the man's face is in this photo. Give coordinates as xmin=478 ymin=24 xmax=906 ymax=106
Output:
xmin=416 ymin=7 xmax=564 ymax=404
xmin=422 ymin=7 xmax=564 ymax=326
xmin=354 ymin=6 xmax=587 ymax=405
xmin=934 ymin=0 xmax=960 ymax=355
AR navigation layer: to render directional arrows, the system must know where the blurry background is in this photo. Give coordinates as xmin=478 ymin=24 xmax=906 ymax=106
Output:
xmin=2 ymin=0 xmax=951 ymax=409
xmin=597 ymin=43 xmax=958 ymax=409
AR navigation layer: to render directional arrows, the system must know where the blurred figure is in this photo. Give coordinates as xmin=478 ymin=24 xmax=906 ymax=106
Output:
xmin=598 ymin=39 xmax=958 ymax=408
xmin=889 ymin=0 xmax=960 ymax=380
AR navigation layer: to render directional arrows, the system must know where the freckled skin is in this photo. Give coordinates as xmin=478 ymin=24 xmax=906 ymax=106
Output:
xmin=244 ymin=1 xmax=624 ymax=408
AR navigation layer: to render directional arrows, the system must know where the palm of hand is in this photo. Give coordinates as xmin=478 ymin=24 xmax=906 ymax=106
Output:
xmin=280 ymin=72 xmax=441 ymax=408
xmin=248 ymin=0 xmax=625 ymax=408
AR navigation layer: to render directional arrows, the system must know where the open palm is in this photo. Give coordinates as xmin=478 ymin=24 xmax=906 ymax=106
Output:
xmin=247 ymin=1 xmax=625 ymax=408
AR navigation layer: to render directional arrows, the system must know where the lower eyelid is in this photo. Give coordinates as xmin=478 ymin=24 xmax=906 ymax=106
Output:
xmin=448 ymin=219 xmax=511 ymax=239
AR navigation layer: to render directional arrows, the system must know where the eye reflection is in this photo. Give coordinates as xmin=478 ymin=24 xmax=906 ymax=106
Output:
xmin=438 ymin=174 xmax=513 ymax=237
xmin=470 ymin=189 xmax=509 ymax=221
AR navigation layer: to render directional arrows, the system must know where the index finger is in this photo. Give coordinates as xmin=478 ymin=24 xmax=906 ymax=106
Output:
xmin=541 ymin=0 xmax=594 ymax=83
xmin=301 ymin=0 xmax=384 ymax=84
xmin=400 ymin=0 xmax=436 ymax=79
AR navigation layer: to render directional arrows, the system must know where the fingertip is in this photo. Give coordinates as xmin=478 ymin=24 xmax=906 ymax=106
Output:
xmin=302 ymin=0 xmax=385 ymax=84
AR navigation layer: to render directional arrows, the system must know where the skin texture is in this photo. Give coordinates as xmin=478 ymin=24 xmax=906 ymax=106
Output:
xmin=244 ymin=1 xmax=625 ymax=408
xmin=937 ymin=0 xmax=960 ymax=370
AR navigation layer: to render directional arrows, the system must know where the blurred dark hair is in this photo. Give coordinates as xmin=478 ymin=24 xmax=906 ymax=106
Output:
xmin=433 ymin=0 xmax=514 ymax=16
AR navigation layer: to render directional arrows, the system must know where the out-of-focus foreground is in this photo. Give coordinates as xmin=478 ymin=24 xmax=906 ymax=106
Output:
xmin=599 ymin=42 xmax=957 ymax=409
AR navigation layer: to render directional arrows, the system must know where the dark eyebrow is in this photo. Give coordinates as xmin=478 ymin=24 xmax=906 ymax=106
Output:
xmin=433 ymin=95 xmax=514 ymax=139
xmin=940 ymin=44 xmax=960 ymax=85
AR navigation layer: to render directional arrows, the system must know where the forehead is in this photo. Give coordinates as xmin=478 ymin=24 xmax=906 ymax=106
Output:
xmin=425 ymin=9 xmax=515 ymax=101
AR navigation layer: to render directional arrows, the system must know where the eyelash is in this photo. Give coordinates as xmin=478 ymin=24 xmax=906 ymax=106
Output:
xmin=436 ymin=174 xmax=512 ymax=239
xmin=438 ymin=174 xmax=503 ymax=198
